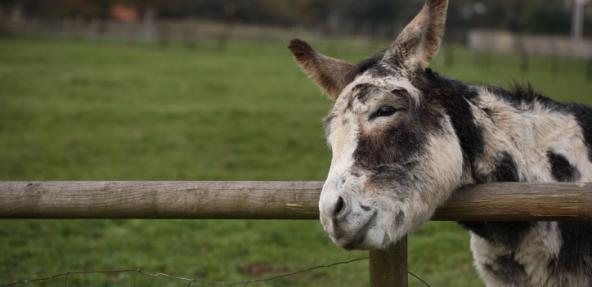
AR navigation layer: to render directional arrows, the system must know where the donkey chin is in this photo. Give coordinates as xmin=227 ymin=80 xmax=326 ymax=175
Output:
xmin=319 ymin=197 xmax=397 ymax=250
xmin=318 ymin=189 xmax=386 ymax=250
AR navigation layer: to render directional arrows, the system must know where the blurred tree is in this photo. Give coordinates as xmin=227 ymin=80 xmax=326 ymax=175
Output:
xmin=0 ymin=0 xmax=587 ymax=38
xmin=521 ymin=1 xmax=570 ymax=35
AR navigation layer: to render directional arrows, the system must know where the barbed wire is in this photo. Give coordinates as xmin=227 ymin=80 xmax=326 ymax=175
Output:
xmin=1 ymin=257 xmax=431 ymax=287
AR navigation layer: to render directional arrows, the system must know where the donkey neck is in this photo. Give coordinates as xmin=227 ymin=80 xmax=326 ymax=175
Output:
xmin=424 ymin=69 xmax=591 ymax=184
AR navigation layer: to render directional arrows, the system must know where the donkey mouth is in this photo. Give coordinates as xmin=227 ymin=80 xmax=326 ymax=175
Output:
xmin=342 ymin=211 xmax=377 ymax=250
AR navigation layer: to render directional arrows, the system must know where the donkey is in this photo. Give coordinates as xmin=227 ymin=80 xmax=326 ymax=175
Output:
xmin=288 ymin=0 xmax=592 ymax=286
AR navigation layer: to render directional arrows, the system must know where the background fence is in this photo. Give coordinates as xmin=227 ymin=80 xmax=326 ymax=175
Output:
xmin=3 ymin=18 xmax=590 ymax=83
xmin=1 ymin=181 xmax=592 ymax=286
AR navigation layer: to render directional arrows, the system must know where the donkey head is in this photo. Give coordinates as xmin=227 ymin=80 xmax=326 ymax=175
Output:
xmin=289 ymin=0 xmax=464 ymax=250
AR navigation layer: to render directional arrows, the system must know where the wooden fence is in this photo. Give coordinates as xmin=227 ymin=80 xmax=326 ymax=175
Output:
xmin=1 ymin=181 xmax=592 ymax=287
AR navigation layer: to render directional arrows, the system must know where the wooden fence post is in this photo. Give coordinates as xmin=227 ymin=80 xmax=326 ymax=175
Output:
xmin=369 ymin=236 xmax=408 ymax=287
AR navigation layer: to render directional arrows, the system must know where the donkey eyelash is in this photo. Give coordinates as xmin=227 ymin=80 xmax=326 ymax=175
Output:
xmin=390 ymin=88 xmax=408 ymax=96
xmin=369 ymin=106 xmax=399 ymax=120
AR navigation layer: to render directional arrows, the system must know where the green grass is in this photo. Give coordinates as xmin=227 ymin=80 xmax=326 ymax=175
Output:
xmin=0 ymin=36 xmax=590 ymax=287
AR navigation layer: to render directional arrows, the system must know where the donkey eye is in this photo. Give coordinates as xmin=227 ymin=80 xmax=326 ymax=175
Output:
xmin=370 ymin=106 xmax=398 ymax=120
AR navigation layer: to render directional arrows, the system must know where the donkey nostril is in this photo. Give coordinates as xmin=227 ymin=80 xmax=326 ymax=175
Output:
xmin=334 ymin=196 xmax=345 ymax=216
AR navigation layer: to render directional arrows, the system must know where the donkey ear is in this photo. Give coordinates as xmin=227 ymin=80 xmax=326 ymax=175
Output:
xmin=288 ymin=39 xmax=355 ymax=101
xmin=383 ymin=0 xmax=448 ymax=70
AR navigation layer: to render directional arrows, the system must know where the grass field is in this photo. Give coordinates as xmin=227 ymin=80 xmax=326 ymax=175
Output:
xmin=0 ymin=36 xmax=590 ymax=286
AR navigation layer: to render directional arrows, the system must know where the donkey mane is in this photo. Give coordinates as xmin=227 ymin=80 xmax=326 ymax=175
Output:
xmin=487 ymin=83 xmax=557 ymax=110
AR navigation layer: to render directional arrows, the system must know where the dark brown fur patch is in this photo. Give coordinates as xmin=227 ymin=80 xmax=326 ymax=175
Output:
xmin=353 ymin=95 xmax=444 ymax=181
xmin=547 ymin=151 xmax=581 ymax=182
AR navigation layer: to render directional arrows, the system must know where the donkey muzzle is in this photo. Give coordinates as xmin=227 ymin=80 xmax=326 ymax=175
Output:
xmin=319 ymin=189 xmax=377 ymax=249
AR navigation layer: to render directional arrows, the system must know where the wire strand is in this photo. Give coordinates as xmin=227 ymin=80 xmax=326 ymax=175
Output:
xmin=1 ymin=258 xmax=431 ymax=287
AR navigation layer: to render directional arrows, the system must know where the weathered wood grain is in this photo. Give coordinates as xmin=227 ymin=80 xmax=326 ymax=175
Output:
xmin=0 ymin=181 xmax=322 ymax=219
xmin=1 ymin=181 xmax=592 ymax=220
xmin=433 ymin=182 xmax=592 ymax=221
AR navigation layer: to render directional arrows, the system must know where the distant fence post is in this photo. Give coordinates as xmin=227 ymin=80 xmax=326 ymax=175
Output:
xmin=473 ymin=50 xmax=491 ymax=71
xmin=550 ymin=56 xmax=559 ymax=77
xmin=587 ymin=58 xmax=592 ymax=82
xmin=369 ymin=236 xmax=408 ymax=287
xmin=519 ymin=51 xmax=529 ymax=75
xmin=444 ymin=45 xmax=454 ymax=68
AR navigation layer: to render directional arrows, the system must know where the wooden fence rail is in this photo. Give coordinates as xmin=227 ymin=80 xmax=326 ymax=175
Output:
xmin=1 ymin=181 xmax=592 ymax=287
xmin=2 ymin=181 xmax=592 ymax=220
